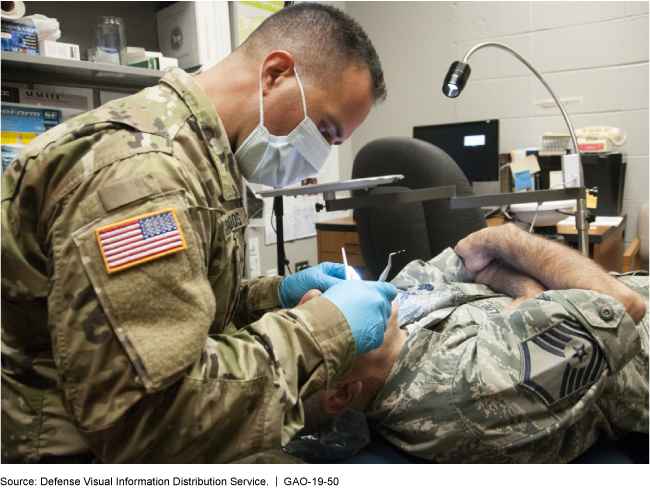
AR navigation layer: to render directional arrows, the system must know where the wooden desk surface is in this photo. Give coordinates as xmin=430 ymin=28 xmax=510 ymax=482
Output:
xmin=315 ymin=216 xmax=357 ymax=232
xmin=488 ymin=214 xmax=626 ymax=244
xmin=488 ymin=213 xmax=626 ymax=272
xmin=556 ymin=214 xmax=626 ymax=244
xmin=318 ymin=214 xmax=626 ymax=272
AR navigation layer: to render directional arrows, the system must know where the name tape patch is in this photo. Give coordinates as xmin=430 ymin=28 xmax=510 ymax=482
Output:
xmin=224 ymin=207 xmax=247 ymax=237
xmin=95 ymin=208 xmax=187 ymax=274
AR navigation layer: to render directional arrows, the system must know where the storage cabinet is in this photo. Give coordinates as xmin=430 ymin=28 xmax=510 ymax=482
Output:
xmin=316 ymin=217 xmax=374 ymax=280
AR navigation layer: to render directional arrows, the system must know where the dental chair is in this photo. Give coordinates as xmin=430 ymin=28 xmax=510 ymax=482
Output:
xmin=351 ymin=137 xmax=486 ymax=281
xmin=338 ymin=137 xmax=648 ymax=464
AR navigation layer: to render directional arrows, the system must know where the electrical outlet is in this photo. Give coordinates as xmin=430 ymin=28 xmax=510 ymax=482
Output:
xmin=295 ymin=261 xmax=309 ymax=272
xmin=266 ymin=268 xmax=277 ymax=277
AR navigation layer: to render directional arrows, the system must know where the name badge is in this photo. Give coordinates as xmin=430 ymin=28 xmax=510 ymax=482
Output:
xmin=224 ymin=207 xmax=247 ymax=237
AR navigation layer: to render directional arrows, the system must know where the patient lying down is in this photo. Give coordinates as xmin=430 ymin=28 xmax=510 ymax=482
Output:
xmin=296 ymin=224 xmax=649 ymax=464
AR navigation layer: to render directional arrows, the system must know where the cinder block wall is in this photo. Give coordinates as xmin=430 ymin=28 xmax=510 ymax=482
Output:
xmin=346 ymin=1 xmax=649 ymax=249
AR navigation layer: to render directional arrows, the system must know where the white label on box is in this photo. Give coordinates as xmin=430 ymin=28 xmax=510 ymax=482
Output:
xmin=39 ymin=40 xmax=80 ymax=61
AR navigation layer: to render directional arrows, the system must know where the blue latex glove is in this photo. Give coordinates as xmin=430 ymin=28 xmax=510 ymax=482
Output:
xmin=322 ymin=281 xmax=398 ymax=355
xmin=280 ymin=262 xmax=347 ymax=308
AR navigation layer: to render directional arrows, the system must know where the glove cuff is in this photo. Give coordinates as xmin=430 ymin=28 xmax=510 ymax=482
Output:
xmin=279 ymin=278 xmax=294 ymax=308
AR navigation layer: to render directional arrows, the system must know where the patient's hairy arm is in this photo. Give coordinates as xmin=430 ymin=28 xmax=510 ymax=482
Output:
xmin=456 ymin=224 xmax=646 ymax=323
xmin=474 ymin=261 xmax=546 ymax=312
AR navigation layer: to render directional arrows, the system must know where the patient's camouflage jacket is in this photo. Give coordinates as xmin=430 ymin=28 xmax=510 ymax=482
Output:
xmin=1 ymin=68 xmax=354 ymax=463
xmin=367 ymin=248 xmax=648 ymax=463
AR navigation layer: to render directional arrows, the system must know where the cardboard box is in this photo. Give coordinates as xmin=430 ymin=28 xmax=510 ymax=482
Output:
xmin=127 ymin=47 xmax=179 ymax=71
xmin=1 ymin=86 xmax=88 ymax=111
xmin=2 ymin=144 xmax=23 ymax=173
xmin=1 ymin=104 xmax=61 ymax=133
xmin=1 ymin=19 xmax=38 ymax=55
xmin=157 ymin=1 xmax=231 ymax=72
xmin=1 ymin=86 xmax=19 ymax=103
xmin=39 ymin=40 xmax=80 ymax=61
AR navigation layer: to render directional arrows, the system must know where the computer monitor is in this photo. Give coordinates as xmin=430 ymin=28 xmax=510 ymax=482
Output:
xmin=413 ymin=120 xmax=500 ymax=183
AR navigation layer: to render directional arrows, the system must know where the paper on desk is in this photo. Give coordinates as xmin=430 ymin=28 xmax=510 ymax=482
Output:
xmin=558 ymin=216 xmax=623 ymax=228
xmin=510 ymin=155 xmax=540 ymax=177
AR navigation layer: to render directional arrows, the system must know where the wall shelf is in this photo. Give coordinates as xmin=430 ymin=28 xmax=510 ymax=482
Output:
xmin=1 ymin=52 xmax=165 ymax=91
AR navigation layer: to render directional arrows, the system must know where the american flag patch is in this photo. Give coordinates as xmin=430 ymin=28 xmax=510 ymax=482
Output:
xmin=95 ymin=209 xmax=187 ymax=274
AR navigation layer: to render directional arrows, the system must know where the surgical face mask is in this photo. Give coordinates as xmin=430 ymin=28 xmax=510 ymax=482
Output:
xmin=234 ymin=67 xmax=331 ymax=188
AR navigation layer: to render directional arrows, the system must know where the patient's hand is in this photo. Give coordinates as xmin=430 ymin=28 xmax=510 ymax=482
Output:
xmin=455 ymin=227 xmax=498 ymax=279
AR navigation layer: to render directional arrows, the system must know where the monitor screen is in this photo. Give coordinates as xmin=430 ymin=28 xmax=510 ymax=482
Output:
xmin=413 ymin=120 xmax=500 ymax=182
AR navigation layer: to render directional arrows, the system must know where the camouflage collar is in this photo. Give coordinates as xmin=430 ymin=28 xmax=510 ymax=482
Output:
xmin=160 ymin=68 xmax=242 ymax=201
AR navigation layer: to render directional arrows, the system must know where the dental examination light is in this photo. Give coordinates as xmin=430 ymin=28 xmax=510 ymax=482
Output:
xmin=443 ymin=42 xmax=589 ymax=256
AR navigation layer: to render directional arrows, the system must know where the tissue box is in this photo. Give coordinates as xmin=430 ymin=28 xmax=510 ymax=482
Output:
xmin=1 ymin=19 xmax=39 ymax=55
xmin=39 ymin=40 xmax=80 ymax=61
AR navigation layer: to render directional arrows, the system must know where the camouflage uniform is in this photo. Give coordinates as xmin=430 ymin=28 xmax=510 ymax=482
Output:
xmin=1 ymin=68 xmax=354 ymax=463
xmin=367 ymin=248 xmax=648 ymax=463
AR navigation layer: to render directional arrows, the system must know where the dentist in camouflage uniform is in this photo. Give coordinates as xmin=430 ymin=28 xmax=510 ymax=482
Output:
xmin=1 ymin=4 xmax=397 ymax=463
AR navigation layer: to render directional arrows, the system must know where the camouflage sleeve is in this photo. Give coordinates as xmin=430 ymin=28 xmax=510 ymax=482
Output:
xmin=391 ymin=248 xmax=471 ymax=289
xmin=370 ymin=288 xmax=644 ymax=463
xmin=229 ymin=275 xmax=284 ymax=328
xmin=48 ymin=153 xmax=355 ymax=463
xmin=424 ymin=247 xmax=472 ymax=283
xmin=540 ymin=289 xmax=641 ymax=373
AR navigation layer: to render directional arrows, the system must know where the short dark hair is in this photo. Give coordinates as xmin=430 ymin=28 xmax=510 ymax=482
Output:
xmin=240 ymin=2 xmax=386 ymax=104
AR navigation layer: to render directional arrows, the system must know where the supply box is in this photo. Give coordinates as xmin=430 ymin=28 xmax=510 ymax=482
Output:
xmin=1 ymin=19 xmax=38 ymax=55
xmin=39 ymin=40 xmax=80 ymax=61
xmin=1 ymin=104 xmax=61 ymax=133
xmin=157 ymin=1 xmax=231 ymax=72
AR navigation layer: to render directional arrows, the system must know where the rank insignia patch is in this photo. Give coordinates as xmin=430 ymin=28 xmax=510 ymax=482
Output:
xmin=519 ymin=321 xmax=604 ymax=406
xmin=95 ymin=209 xmax=187 ymax=274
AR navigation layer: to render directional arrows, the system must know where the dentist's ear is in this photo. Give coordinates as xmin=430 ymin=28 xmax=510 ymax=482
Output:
xmin=321 ymin=381 xmax=363 ymax=414
xmin=260 ymin=50 xmax=295 ymax=93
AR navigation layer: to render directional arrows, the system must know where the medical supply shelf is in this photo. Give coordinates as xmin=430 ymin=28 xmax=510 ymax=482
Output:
xmin=1 ymin=52 xmax=165 ymax=92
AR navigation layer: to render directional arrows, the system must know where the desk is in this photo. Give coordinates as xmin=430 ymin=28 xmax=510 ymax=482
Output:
xmin=315 ymin=217 xmax=373 ymax=280
xmin=556 ymin=215 xmax=626 ymax=273
xmin=488 ymin=214 xmax=627 ymax=273
xmin=318 ymin=215 xmax=627 ymax=277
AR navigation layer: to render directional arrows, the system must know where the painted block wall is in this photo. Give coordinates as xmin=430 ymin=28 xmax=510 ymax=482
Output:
xmin=346 ymin=1 xmax=649 ymax=251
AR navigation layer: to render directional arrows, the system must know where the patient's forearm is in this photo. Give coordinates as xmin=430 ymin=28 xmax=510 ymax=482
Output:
xmin=474 ymin=260 xmax=545 ymax=300
xmin=477 ymin=224 xmax=645 ymax=323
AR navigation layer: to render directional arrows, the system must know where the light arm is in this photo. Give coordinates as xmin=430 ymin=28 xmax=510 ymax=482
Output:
xmin=443 ymin=41 xmax=589 ymax=256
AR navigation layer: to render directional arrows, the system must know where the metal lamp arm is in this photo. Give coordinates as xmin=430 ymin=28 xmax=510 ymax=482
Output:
xmin=462 ymin=42 xmax=580 ymax=157
xmin=460 ymin=42 xmax=589 ymax=256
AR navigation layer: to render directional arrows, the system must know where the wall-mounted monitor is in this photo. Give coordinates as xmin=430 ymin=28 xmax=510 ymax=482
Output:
xmin=413 ymin=119 xmax=499 ymax=183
